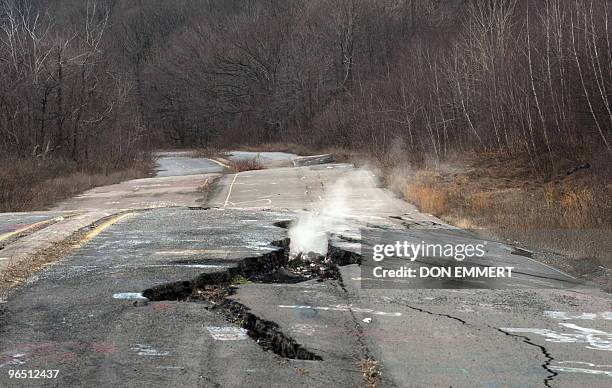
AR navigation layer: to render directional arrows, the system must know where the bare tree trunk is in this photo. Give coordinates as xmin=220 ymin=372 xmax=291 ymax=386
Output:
xmin=571 ymin=2 xmax=612 ymax=153
xmin=587 ymin=1 xmax=612 ymax=129
xmin=453 ymin=45 xmax=483 ymax=147
xmin=527 ymin=5 xmax=554 ymax=166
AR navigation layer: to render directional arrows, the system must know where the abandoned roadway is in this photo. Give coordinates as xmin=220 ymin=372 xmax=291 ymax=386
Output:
xmin=0 ymin=152 xmax=610 ymax=387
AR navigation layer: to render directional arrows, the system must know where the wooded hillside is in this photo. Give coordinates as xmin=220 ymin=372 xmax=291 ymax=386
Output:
xmin=1 ymin=0 xmax=611 ymax=171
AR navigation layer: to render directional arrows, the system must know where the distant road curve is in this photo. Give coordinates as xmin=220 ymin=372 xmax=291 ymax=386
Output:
xmin=154 ymin=151 xmax=225 ymax=177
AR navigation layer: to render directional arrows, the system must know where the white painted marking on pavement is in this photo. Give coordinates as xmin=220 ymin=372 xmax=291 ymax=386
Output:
xmin=113 ymin=293 xmax=148 ymax=300
xmin=290 ymin=324 xmax=319 ymax=336
xmin=502 ymin=323 xmax=612 ymax=351
xmin=545 ymin=311 xmax=612 ymax=320
xmin=231 ymin=199 xmax=272 ymax=206
xmin=0 ymin=353 xmax=26 ymax=368
xmin=131 ymin=344 xmax=169 ymax=356
xmin=206 ymin=326 xmax=249 ymax=341
xmin=551 ymin=362 xmax=612 ymax=377
xmin=224 ymin=174 xmax=240 ymax=207
xmin=557 ymin=361 xmax=612 ymax=368
xmin=278 ymin=304 xmax=401 ymax=317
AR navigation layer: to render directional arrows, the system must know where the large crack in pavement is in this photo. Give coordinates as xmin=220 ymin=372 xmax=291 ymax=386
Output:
xmin=219 ymin=298 xmax=323 ymax=361
xmin=141 ymin=236 xmax=382 ymax=386
xmin=1 ymin=203 xmax=582 ymax=387
xmin=138 ymin=218 xmax=564 ymax=388
xmin=140 ymin=238 xmax=326 ymax=360
xmin=495 ymin=327 xmax=558 ymax=387
xmin=3 ymin=207 xmax=367 ymax=387
xmin=142 ymin=238 xmax=289 ymax=301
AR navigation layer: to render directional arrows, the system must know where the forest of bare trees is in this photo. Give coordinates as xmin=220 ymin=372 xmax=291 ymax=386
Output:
xmin=1 ymin=0 xmax=611 ymax=174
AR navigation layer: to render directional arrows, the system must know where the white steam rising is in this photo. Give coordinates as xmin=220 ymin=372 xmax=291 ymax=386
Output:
xmin=288 ymin=169 xmax=382 ymax=258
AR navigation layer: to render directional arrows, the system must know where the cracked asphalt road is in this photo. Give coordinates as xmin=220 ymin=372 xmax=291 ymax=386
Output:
xmin=1 ymin=208 xmax=357 ymax=387
xmin=54 ymin=151 xmax=221 ymax=211
xmin=0 ymin=151 xmax=610 ymax=387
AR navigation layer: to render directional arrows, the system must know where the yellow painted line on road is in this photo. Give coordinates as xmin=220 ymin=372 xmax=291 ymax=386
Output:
xmin=74 ymin=213 xmax=134 ymax=248
xmin=0 ymin=219 xmax=57 ymax=242
xmin=224 ymin=173 xmax=240 ymax=207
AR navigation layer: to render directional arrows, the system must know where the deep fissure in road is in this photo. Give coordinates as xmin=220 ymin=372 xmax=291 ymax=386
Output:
xmin=142 ymin=235 xmax=361 ymax=361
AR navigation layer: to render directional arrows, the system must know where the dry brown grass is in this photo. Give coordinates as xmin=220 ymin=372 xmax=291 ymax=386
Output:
xmin=403 ymin=184 xmax=451 ymax=216
xmin=228 ymin=158 xmax=264 ymax=172
xmin=197 ymin=176 xmax=218 ymax=193
xmin=358 ymin=358 xmax=381 ymax=388
xmin=396 ymin=152 xmax=612 ymax=270
xmin=236 ymin=142 xmax=314 ymax=156
xmin=0 ymin=156 xmax=152 ymax=212
xmin=191 ymin=146 xmax=222 ymax=159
